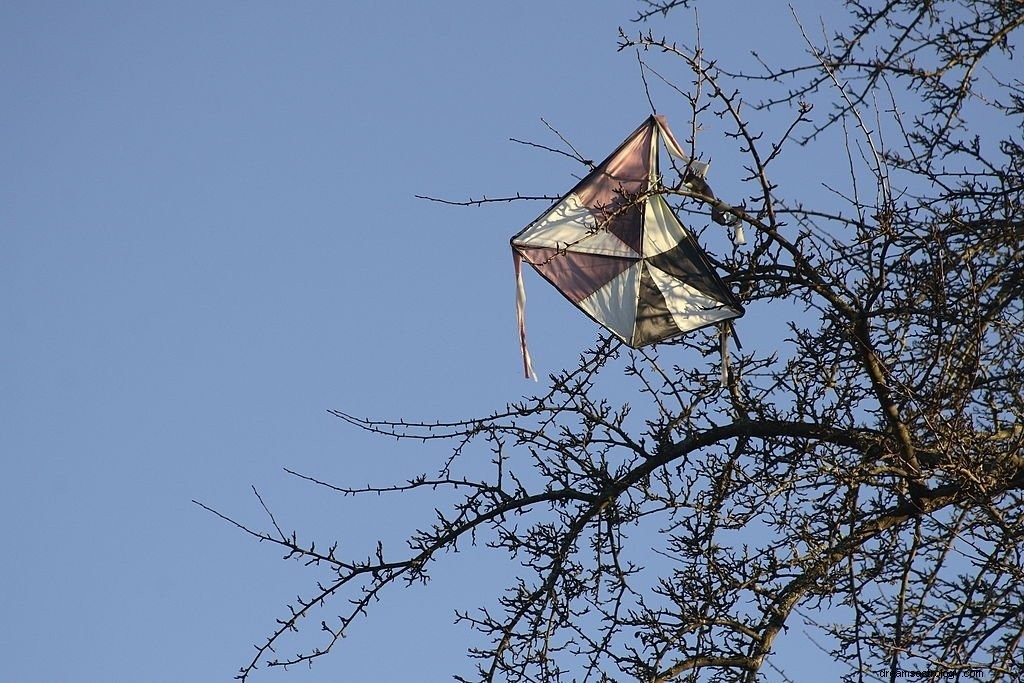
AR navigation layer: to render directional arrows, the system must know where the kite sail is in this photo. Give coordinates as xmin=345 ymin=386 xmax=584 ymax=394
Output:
xmin=510 ymin=115 xmax=744 ymax=379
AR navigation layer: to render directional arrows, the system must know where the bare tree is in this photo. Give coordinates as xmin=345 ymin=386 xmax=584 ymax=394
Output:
xmin=199 ymin=1 xmax=1024 ymax=681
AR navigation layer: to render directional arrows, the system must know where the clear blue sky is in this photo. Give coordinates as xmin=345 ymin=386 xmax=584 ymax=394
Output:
xmin=3 ymin=2 xmax=851 ymax=681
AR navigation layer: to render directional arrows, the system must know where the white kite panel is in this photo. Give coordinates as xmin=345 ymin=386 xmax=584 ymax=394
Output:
xmin=647 ymin=264 xmax=739 ymax=333
xmin=643 ymin=194 xmax=690 ymax=257
xmin=578 ymin=263 xmax=641 ymax=343
xmin=514 ymin=193 xmax=640 ymax=258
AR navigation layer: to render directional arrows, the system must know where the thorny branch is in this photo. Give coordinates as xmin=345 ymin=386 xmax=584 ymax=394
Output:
xmin=201 ymin=2 xmax=1024 ymax=681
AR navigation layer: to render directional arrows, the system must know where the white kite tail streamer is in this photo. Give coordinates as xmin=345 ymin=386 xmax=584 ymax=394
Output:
xmin=719 ymin=323 xmax=730 ymax=388
xmin=513 ymin=251 xmax=537 ymax=381
xmin=733 ymin=223 xmax=746 ymax=246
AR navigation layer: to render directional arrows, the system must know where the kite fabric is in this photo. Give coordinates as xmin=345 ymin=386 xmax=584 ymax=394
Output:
xmin=510 ymin=115 xmax=744 ymax=379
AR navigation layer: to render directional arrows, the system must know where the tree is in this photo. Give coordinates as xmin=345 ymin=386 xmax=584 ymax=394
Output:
xmin=199 ymin=1 xmax=1024 ymax=680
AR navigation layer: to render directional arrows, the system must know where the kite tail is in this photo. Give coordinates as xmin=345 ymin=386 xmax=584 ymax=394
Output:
xmin=514 ymin=251 xmax=537 ymax=381
xmin=732 ymin=223 xmax=746 ymax=246
xmin=719 ymin=323 xmax=730 ymax=388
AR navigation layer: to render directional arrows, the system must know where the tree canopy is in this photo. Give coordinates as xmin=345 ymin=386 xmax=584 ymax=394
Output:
xmin=201 ymin=2 xmax=1024 ymax=681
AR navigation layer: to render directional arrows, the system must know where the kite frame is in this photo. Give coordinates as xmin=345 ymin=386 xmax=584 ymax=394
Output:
xmin=510 ymin=115 xmax=744 ymax=352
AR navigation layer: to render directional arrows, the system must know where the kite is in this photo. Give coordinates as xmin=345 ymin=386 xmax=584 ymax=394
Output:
xmin=510 ymin=115 xmax=744 ymax=379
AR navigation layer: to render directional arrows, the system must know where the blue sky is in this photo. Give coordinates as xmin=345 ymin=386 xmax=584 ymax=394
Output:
xmin=2 ymin=2 xmax=856 ymax=681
